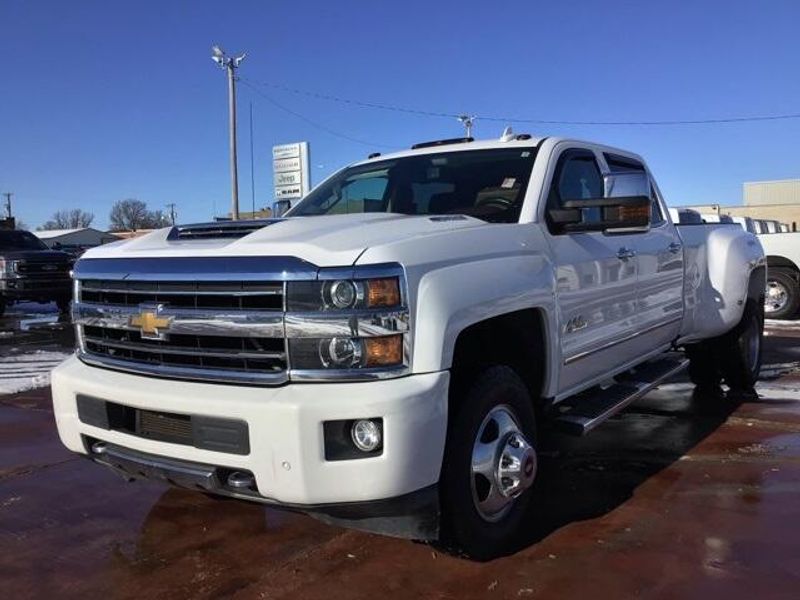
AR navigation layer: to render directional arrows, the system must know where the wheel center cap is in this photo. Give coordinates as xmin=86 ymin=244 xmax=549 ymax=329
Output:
xmin=495 ymin=432 xmax=537 ymax=498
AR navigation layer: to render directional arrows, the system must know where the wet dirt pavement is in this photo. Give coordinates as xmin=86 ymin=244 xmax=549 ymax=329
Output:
xmin=1 ymin=317 xmax=800 ymax=599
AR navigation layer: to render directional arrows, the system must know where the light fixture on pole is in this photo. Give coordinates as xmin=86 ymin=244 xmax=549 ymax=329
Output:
xmin=457 ymin=114 xmax=476 ymax=138
xmin=211 ymin=45 xmax=246 ymax=220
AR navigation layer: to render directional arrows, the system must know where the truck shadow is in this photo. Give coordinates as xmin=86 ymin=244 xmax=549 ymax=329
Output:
xmin=507 ymin=383 xmax=737 ymax=556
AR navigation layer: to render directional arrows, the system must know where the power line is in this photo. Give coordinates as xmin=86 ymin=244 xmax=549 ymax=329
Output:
xmin=240 ymin=76 xmax=456 ymax=119
xmin=239 ymin=79 xmax=396 ymax=148
xmin=242 ymin=76 xmax=800 ymax=127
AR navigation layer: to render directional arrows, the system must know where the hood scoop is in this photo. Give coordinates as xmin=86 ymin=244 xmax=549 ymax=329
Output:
xmin=168 ymin=219 xmax=284 ymax=241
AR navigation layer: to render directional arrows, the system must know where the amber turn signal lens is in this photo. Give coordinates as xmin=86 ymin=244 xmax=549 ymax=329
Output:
xmin=366 ymin=277 xmax=400 ymax=308
xmin=364 ymin=335 xmax=403 ymax=367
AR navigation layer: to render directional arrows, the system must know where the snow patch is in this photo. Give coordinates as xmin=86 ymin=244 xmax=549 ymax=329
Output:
xmin=0 ymin=350 xmax=72 ymax=396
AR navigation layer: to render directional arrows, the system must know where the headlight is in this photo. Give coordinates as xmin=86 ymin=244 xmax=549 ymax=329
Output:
xmin=285 ymin=265 xmax=409 ymax=379
xmin=289 ymin=334 xmax=404 ymax=371
xmin=287 ymin=277 xmax=401 ymax=311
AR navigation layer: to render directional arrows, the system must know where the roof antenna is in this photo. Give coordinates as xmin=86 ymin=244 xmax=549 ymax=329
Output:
xmin=499 ymin=126 xmax=514 ymax=142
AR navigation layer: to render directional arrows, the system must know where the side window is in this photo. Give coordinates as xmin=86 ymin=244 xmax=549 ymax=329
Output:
xmin=556 ymin=155 xmax=603 ymax=202
xmin=547 ymin=150 xmax=604 ymax=232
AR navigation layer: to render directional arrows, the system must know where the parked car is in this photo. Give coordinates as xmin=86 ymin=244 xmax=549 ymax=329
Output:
xmin=756 ymin=231 xmax=800 ymax=319
xmin=699 ymin=213 xmax=734 ymax=224
xmin=0 ymin=230 xmax=73 ymax=317
xmin=730 ymin=216 xmax=757 ymax=234
xmin=667 ymin=207 xmax=703 ymax=224
xmin=51 ymin=134 xmax=765 ymax=558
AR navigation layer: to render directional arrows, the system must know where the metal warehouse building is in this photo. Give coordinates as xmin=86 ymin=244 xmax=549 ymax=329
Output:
xmin=683 ymin=179 xmax=800 ymax=231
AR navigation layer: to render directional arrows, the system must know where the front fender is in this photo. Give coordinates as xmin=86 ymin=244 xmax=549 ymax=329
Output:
xmin=410 ymin=254 xmax=557 ymax=377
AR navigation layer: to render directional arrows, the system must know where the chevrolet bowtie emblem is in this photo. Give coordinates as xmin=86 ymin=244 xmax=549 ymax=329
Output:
xmin=130 ymin=304 xmax=172 ymax=340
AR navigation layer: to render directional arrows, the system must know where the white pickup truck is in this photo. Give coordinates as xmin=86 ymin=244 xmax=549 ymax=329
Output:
xmin=52 ymin=134 xmax=766 ymax=558
xmin=758 ymin=231 xmax=800 ymax=319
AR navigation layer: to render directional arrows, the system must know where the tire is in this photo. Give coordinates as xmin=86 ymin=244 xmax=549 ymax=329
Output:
xmin=440 ymin=366 xmax=537 ymax=560
xmin=719 ymin=300 xmax=763 ymax=393
xmin=764 ymin=268 xmax=800 ymax=320
xmin=685 ymin=341 xmax=721 ymax=390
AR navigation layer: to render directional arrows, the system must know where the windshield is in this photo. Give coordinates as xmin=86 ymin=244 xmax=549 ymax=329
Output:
xmin=289 ymin=147 xmax=538 ymax=223
xmin=0 ymin=231 xmax=48 ymax=251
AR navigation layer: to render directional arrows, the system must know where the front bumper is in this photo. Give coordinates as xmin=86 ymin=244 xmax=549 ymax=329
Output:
xmin=52 ymin=357 xmax=449 ymax=508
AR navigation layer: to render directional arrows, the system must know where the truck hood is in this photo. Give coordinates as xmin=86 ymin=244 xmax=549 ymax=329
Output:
xmin=82 ymin=213 xmax=489 ymax=267
xmin=1 ymin=250 xmax=72 ymax=262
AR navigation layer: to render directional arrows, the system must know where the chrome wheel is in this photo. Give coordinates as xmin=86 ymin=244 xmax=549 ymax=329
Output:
xmin=470 ymin=405 xmax=537 ymax=523
xmin=765 ymin=280 xmax=789 ymax=315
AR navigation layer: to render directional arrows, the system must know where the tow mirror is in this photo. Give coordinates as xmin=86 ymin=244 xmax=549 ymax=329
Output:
xmin=603 ymin=171 xmax=650 ymax=198
xmin=548 ymin=171 xmax=652 ymax=233
xmin=549 ymin=196 xmax=651 ymax=232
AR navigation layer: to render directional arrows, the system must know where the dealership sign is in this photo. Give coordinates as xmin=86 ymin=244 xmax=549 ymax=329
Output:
xmin=272 ymin=142 xmax=310 ymax=200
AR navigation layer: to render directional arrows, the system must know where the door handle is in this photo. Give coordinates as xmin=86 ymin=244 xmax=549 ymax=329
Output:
xmin=667 ymin=242 xmax=682 ymax=254
xmin=617 ymin=248 xmax=637 ymax=260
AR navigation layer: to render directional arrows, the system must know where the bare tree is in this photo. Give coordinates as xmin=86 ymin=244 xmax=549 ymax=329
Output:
xmin=38 ymin=209 xmax=95 ymax=231
xmin=109 ymin=199 xmax=169 ymax=231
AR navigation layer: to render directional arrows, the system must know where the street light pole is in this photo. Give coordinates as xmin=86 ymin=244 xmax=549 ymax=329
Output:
xmin=166 ymin=203 xmax=177 ymax=225
xmin=2 ymin=193 xmax=11 ymax=219
xmin=457 ymin=114 xmax=476 ymax=138
xmin=212 ymin=45 xmax=246 ymax=220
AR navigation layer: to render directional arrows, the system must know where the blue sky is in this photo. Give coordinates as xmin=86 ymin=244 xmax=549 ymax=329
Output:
xmin=2 ymin=0 xmax=799 ymax=230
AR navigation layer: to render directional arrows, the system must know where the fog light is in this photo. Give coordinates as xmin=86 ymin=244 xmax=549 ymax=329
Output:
xmin=351 ymin=419 xmax=382 ymax=452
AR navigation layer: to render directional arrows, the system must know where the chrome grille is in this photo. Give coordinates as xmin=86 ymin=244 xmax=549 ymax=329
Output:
xmin=82 ymin=325 xmax=286 ymax=373
xmin=75 ymin=277 xmax=288 ymax=385
xmin=71 ymin=256 xmax=411 ymax=385
xmin=80 ymin=280 xmax=283 ymax=311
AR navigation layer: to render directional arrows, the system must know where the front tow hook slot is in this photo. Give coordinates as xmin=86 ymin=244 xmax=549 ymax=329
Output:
xmin=227 ymin=471 xmax=255 ymax=490
xmin=91 ymin=441 xmax=108 ymax=455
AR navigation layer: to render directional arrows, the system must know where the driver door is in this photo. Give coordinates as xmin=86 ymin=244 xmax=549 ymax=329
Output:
xmin=543 ymin=147 xmax=643 ymax=395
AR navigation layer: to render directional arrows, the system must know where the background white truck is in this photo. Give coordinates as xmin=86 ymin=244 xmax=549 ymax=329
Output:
xmin=52 ymin=134 xmax=765 ymax=558
xmin=757 ymin=231 xmax=800 ymax=319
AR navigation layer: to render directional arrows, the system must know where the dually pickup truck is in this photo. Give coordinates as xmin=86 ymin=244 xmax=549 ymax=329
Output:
xmin=52 ymin=134 xmax=766 ymax=558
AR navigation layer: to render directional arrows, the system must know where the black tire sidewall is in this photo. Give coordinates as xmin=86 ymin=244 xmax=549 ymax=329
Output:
xmin=686 ymin=342 xmax=720 ymax=387
xmin=721 ymin=301 xmax=763 ymax=391
xmin=440 ymin=365 xmax=537 ymax=559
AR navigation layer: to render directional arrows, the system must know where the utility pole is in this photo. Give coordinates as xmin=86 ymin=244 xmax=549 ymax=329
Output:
xmin=2 ymin=192 xmax=12 ymax=219
xmin=166 ymin=203 xmax=177 ymax=225
xmin=249 ymin=101 xmax=256 ymax=216
xmin=211 ymin=45 xmax=246 ymax=220
xmin=457 ymin=114 xmax=476 ymax=138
